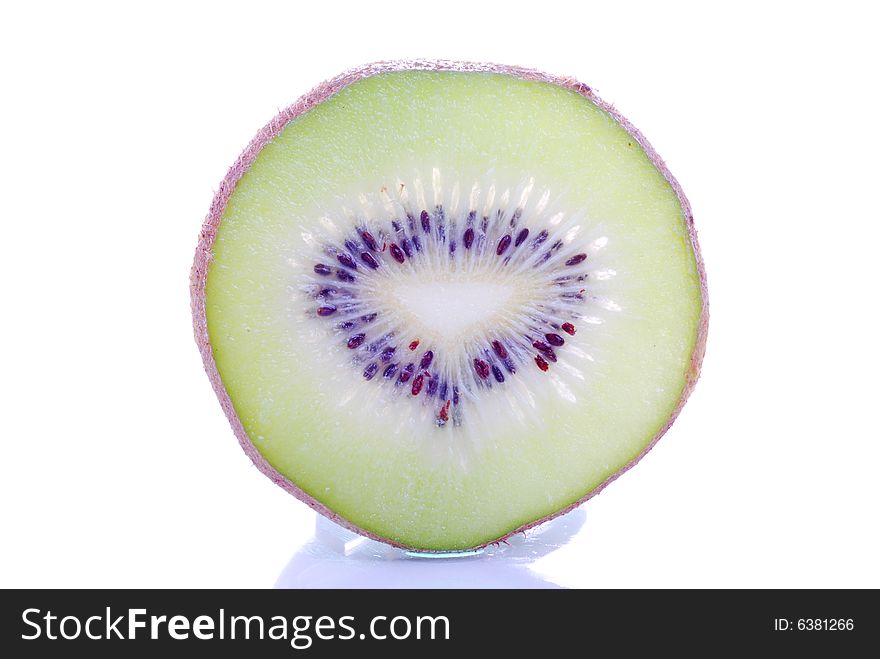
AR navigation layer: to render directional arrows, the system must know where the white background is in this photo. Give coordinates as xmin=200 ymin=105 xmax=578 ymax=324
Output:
xmin=1 ymin=1 xmax=878 ymax=588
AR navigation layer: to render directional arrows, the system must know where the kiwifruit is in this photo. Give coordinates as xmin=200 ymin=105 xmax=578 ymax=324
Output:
xmin=191 ymin=61 xmax=708 ymax=552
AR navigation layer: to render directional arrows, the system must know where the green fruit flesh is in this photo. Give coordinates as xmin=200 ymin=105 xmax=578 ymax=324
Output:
xmin=203 ymin=69 xmax=704 ymax=550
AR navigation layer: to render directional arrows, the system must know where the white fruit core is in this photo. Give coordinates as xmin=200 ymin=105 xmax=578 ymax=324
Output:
xmin=389 ymin=279 xmax=515 ymax=344
xmin=290 ymin=170 xmax=608 ymax=446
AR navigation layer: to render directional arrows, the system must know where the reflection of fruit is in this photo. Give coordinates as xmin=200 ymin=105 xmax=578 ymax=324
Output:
xmin=276 ymin=510 xmax=588 ymax=588
xmin=192 ymin=61 xmax=708 ymax=551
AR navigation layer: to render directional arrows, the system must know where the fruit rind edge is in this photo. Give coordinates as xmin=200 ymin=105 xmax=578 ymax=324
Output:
xmin=190 ymin=59 xmax=710 ymax=552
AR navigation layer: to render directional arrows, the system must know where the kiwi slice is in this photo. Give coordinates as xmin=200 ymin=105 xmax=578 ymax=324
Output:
xmin=192 ymin=61 xmax=708 ymax=552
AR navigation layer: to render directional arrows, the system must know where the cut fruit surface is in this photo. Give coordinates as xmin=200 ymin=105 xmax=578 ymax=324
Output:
xmin=192 ymin=61 xmax=708 ymax=551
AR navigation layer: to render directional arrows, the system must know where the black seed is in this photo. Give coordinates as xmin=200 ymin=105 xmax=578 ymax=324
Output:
xmin=383 ymin=363 xmax=398 ymax=379
xmin=533 ymin=341 xmax=558 ymax=362
xmin=363 ymin=363 xmax=379 ymax=380
xmin=426 ymin=376 xmax=439 ymax=397
xmin=361 ymin=313 xmax=377 ymax=324
xmin=392 ymin=220 xmax=402 ymax=232
xmin=510 ymin=208 xmax=522 ymax=228
xmin=313 ymin=263 xmax=332 ymax=276
xmin=337 ymin=320 xmax=356 ymax=330
xmin=515 ymin=228 xmax=530 ymax=247
xmin=316 ymin=306 xmax=336 ymax=317
xmin=496 ymin=234 xmax=512 ymax=256
xmin=491 ymin=340 xmax=508 ymax=359
xmin=347 ymin=333 xmax=366 ymax=349
xmin=420 ymin=350 xmax=434 ymax=369
xmin=401 ymin=238 xmax=413 ymax=257
xmin=452 ymin=385 xmax=460 ymax=405
xmin=336 ymin=270 xmax=355 ymax=283
xmin=532 ymin=229 xmax=549 ymax=249
xmin=439 ymin=381 xmax=448 ymax=400
xmin=467 ymin=210 xmax=476 ymax=225
xmin=463 ymin=228 xmax=475 ymax=249
xmin=437 ymin=207 xmax=445 ymax=240
xmin=398 ymin=363 xmax=415 ymax=384
xmin=420 ymin=210 xmax=431 ymax=233
xmin=337 ymin=253 xmax=357 ymax=270
xmin=361 ymin=252 xmax=379 ymax=269
xmin=359 ymin=230 xmax=379 ymax=251
xmin=503 ymin=357 xmax=516 ymax=374
xmin=566 ymin=253 xmax=587 ymax=266
xmin=413 ymin=236 xmax=422 ymax=252
xmin=316 ymin=287 xmax=337 ymax=298
xmin=344 ymin=239 xmax=359 ymax=254
xmin=449 ymin=240 xmax=456 ymax=254
xmin=481 ymin=216 xmax=489 ymax=233
xmin=389 ymin=243 xmax=405 ymax=263
xmin=406 ymin=212 xmax=416 ymax=232
xmin=545 ymin=333 xmax=565 ymax=347
xmin=380 ymin=347 xmax=395 ymax=362
xmin=491 ymin=364 xmax=505 ymax=383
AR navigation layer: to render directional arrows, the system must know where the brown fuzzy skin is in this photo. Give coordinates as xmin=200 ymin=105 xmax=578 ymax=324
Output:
xmin=191 ymin=60 xmax=709 ymax=552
